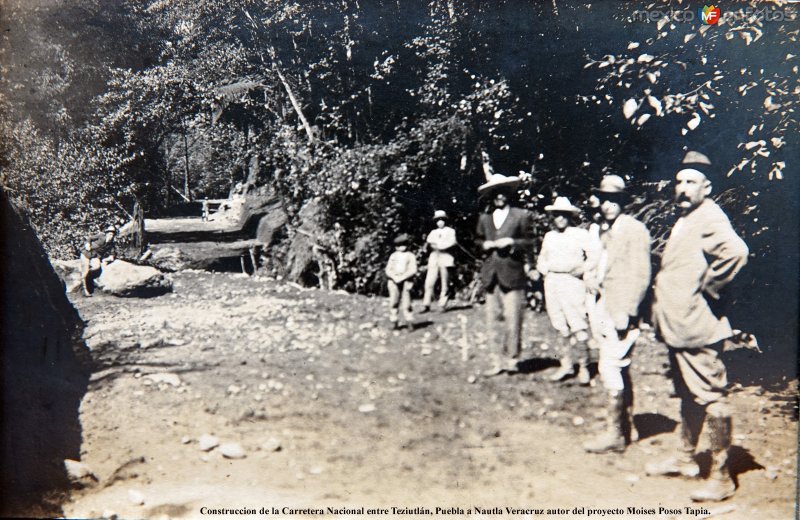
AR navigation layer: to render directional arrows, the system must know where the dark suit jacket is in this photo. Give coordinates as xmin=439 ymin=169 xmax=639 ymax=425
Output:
xmin=475 ymin=207 xmax=534 ymax=290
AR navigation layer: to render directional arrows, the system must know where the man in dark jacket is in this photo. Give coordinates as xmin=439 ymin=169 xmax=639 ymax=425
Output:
xmin=475 ymin=173 xmax=534 ymax=376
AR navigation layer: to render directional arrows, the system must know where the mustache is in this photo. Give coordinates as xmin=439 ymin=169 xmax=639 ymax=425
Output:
xmin=675 ymin=194 xmax=691 ymax=203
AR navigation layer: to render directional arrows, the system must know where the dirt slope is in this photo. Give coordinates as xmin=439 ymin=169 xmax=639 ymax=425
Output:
xmin=63 ymin=272 xmax=796 ymax=520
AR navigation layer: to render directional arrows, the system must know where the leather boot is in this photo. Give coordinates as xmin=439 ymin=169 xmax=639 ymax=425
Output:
xmin=645 ymin=421 xmax=700 ymax=478
xmin=690 ymin=415 xmax=735 ymax=502
xmin=583 ymin=392 xmax=626 ymax=453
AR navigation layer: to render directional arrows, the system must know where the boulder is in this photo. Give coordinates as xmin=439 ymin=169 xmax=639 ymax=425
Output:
xmin=52 ymin=259 xmax=83 ymax=293
xmin=95 ymin=260 xmax=172 ymax=297
xmin=255 ymin=203 xmax=288 ymax=245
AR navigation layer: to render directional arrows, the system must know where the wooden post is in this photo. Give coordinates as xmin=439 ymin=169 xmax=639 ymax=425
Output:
xmin=248 ymin=247 xmax=258 ymax=276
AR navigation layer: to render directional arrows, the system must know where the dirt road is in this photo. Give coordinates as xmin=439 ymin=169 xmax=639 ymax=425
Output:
xmin=62 ymin=272 xmax=797 ymax=519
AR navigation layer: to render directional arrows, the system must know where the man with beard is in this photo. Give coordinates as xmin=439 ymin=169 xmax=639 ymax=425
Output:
xmin=646 ymin=152 xmax=749 ymax=503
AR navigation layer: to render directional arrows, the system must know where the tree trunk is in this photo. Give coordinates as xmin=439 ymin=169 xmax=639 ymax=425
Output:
xmin=273 ymin=64 xmax=316 ymax=145
xmin=182 ymin=117 xmax=191 ymax=201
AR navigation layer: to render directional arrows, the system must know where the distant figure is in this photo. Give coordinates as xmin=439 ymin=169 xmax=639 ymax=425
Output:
xmin=80 ymin=225 xmax=117 ymax=297
xmin=646 ymin=151 xmax=749 ymax=503
xmin=385 ymin=234 xmax=418 ymax=330
xmin=421 ymin=210 xmax=457 ymax=313
xmin=583 ymin=175 xmax=651 ymax=454
xmin=201 ymin=199 xmax=210 ymax=221
xmin=536 ymin=196 xmax=597 ymax=385
xmin=475 ymin=173 xmax=534 ymax=376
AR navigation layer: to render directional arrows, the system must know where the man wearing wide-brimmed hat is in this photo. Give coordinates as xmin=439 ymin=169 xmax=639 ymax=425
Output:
xmin=646 ymin=151 xmax=749 ymax=502
xmin=536 ymin=196 xmax=598 ymax=385
xmin=421 ymin=210 xmax=457 ymax=313
xmin=475 ymin=174 xmax=534 ymax=375
xmin=582 ymin=175 xmax=652 ymax=455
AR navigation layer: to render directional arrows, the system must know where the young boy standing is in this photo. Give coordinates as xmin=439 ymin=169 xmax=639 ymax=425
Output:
xmin=385 ymin=234 xmax=418 ymax=329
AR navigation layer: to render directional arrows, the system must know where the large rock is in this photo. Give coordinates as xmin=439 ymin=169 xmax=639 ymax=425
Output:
xmin=52 ymin=259 xmax=84 ymax=293
xmin=1 ymin=188 xmax=90 ymax=517
xmin=95 ymin=260 xmax=172 ymax=297
xmin=255 ymin=204 xmax=288 ymax=245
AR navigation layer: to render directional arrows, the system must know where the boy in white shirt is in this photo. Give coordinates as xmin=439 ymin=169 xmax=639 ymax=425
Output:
xmin=385 ymin=234 xmax=418 ymax=329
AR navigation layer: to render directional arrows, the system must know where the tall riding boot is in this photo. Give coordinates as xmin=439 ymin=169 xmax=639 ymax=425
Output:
xmin=621 ymin=370 xmax=637 ymax=442
xmin=690 ymin=415 xmax=735 ymax=502
xmin=646 ymin=400 xmax=702 ymax=478
xmin=583 ymin=391 xmax=626 ymax=454
xmin=576 ymin=339 xmax=591 ymax=386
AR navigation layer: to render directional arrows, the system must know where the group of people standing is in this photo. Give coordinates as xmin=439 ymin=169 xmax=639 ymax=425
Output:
xmin=386 ymin=150 xmax=749 ymax=503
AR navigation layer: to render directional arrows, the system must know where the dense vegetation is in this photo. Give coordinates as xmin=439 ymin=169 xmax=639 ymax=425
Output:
xmin=1 ymin=0 xmax=797 ymax=351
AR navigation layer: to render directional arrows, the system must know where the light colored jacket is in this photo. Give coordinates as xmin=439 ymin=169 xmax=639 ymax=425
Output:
xmin=653 ymin=199 xmax=748 ymax=348
xmin=426 ymin=227 xmax=456 ymax=268
xmin=537 ymin=227 xmax=598 ymax=278
xmin=385 ymin=250 xmax=418 ymax=284
xmin=595 ymin=214 xmax=652 ymax=318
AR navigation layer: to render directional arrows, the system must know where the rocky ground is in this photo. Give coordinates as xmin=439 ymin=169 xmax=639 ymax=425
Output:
xmin=62 ymin=271 xmax=797 ymax=520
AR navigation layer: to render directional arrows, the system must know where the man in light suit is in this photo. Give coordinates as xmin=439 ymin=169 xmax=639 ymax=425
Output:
xmin=647 ymin=152 xmax=749 ymax=503
xmin=583 ymin=175 xmax=651 ymax=454
xmin=475 ymin=174 xmax=534 ymax=376
xmin=421 ymin=210 xmax=457 ymax=313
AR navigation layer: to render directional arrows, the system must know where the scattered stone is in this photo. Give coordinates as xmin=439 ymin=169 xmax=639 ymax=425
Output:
xmin=358 ymin=404 xmax=376 ymax=413
xmin=181 ymin=436 xmax=191 ymax=444
xmin=198 ymin=434 xmax=219 ymax=451
xmin=101 ymin=510 xmax=118 ymax=520
xmin=467 ymin=375 xmax=477 ymax=384
xmin=220 ymin=443 xmax=246 ymax=459
xmin=127 ymin=489 xmax=145 ymax=506
xmin=144 ymin=373 xmax=181 ymax=387
xmin=540 ymin=342 xmax=550 ymax=351
xmin=625 ymin=474 xmax=639 ymax=483
xmin=227 ymin=384 xmax=242 ymax=395
xmin=397 ymin=373 xmax=407 ymax=381
xmin=262 ymin=437 xmax=282 ymax=452
xmin=309 ymin=466 xmax=324 ymax=475
xmin=764 ymin=466 xmax=779 ymax=480
xmin=572 ymin=416 xmax=585 ymax=426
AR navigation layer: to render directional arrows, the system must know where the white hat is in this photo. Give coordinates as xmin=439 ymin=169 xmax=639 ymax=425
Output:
xmin=433 ymin=210 xmax=448 ymax=220
xmin=477 ymin=173 xmax=522 ymax=195
xmin=544 ymin=196 xmax=581 ymax=214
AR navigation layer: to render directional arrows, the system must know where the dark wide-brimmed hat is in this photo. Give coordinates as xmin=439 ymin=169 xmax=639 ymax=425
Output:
xmin=393 ymin=233 xmax=410 ymax=245
xmin=477 ymin=173 xmax=522 ymax=196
